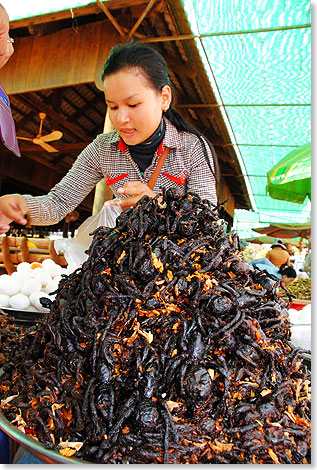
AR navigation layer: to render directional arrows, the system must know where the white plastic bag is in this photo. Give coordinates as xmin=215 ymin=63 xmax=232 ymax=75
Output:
xmin=54 ymin=202 xmax=121 ymax=273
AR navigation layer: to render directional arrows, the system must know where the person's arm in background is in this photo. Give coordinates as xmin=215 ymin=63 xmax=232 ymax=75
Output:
xmin=249 ymin=257 xmax=275 ymax=267
xmin=0 ymin=4 xmax=14 ymax=69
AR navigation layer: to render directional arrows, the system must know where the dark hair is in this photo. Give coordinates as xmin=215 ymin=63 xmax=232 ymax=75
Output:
xmin=101 ymin=42 xmax=219 ymax=182
xmin=278 ymin=263 xmax=297 ymax=278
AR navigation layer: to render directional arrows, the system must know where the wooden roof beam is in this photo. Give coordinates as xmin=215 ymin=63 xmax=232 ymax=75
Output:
xmin=9 ymin=1 xmax=148 ymax=30
xmin=165 ymin=57 xmax=196 ymax=79
xmin=18 ymin=152 xmax=66 ymax=174
xmin=51 ymin=153 xmax=70 ymax=165
xmin=128 ymin=0 xmax=157 ymax=36
xmin=70 ymin=91 xmax=105 ymax=122
xmin=18 ymin=142 xmax=90 ymax=154
xmin=177 ymin=103 xmax=220 ymax=108
xmin=10 ymin=104 xmax=37 ymax=132
xmin=215 ymin=150 xmax=234 ymax=164
xmin=96 ymin=0 xmax=126 ymax=36
xmin=42 ymin=88 xmax=64 ymax=132
xmin=61 ymin=94 xmax=99 ymax=132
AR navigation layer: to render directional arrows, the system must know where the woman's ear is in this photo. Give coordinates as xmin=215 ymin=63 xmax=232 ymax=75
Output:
xmin=161 ymin=85 xmax=172 ymax=112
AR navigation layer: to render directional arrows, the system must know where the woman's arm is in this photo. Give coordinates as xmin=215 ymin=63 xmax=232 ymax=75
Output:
xmin=23 ymin=139 xmax=104 ymax=225
xmin=0 ymin=139 xmax=104 ymax=229
xmin=249 ymin=257 xmax=275 ymax=267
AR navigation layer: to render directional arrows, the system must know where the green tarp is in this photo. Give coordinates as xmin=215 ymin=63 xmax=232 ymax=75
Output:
xmin=252 ymin=222 xmax=311 ymax=239
xmin=181 ymin=0 xmax=311 ymax=232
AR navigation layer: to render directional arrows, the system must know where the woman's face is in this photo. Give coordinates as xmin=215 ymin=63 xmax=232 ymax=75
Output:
xmin=282 ymin=275 xmax=296 ymax=285
xmin=103 ymin=68 xmax=171 ymax=145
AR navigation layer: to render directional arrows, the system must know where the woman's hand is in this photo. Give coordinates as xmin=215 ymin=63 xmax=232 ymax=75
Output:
xmin=0 ymin=194 xmax=28 ymax=234
xmin=105 ymin=182 xmax=156 ymax=211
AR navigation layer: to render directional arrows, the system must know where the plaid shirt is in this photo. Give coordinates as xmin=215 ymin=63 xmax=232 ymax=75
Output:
xmin=24 ymin=118 xmax=217 ymax=225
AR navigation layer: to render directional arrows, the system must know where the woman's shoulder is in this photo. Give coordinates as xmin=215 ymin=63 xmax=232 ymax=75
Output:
xmin=94 ymin=130 xmax=120 ymax=146
xmin=76 ymin=131 xmax=120 ymax=162
xmin=164 ymin=118 xmax=201 ymax=149
xmin=83 ymin=131 xmax=121 ymax=157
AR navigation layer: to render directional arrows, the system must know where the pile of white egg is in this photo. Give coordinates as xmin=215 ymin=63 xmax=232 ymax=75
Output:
xmin=0 ymin=259 xmax=69 ymax=313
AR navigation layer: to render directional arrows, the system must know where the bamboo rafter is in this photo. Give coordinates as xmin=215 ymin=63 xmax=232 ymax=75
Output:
xmin=128 ymin=0 xmax=157 ymax=36
xmin=96 ymin=0 xmax=125 ymax=36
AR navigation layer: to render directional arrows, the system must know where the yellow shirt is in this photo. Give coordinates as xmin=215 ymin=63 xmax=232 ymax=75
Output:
xmin=266 ymin=247 xmax=290 ymax=268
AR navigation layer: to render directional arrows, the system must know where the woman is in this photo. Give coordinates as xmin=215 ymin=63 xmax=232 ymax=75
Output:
xmin=249 ymin=258 xmax=297 ymax=286
xmin=0 ymin=42 xmax=218 ymax=234
xmin=265 ymin=239 xmax=290 ymax=268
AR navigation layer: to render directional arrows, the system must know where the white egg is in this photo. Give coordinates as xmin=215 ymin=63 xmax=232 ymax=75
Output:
xmin=0 ymin=294 xmax=10 ymax=307
xmin=31 ymin=267 xmax=44 ymax=278
xmin=29 ymin=291 xmax=51 ymax=312
xmin=50 ymin=265 xmax=63 ymax=278
xmin=42 ymin=258 xmax=56 ymax=269
xmin=45 ymin=277 xmax=61 ymax=295
xmin=33 ymin=270 xmax=52 ymax=287
xmin=29 ymin=291 xmax=45 ymax=307
xmin=9 ymin=293 xmax=30 ymax=310
xmin=21 ymin=278 xmax=42 ymax=296
xmin=0 ymin=277 xmax=21 ymax=296
xmin=41 ymin=259 xmax=58 ymax=274
xmin=16 ymin=262 xmax=31 ymax=273
xmin=11 ymin=271 xmax=32 ymax=283
xmin=41 ymin=261 xmax=63 ymax=278
xmin=0 ymin=274 xmax=10 ymax=293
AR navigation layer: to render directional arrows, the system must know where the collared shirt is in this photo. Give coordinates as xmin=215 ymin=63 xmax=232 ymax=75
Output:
xmin=24 ymin=118 xmax=217 ymax=225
